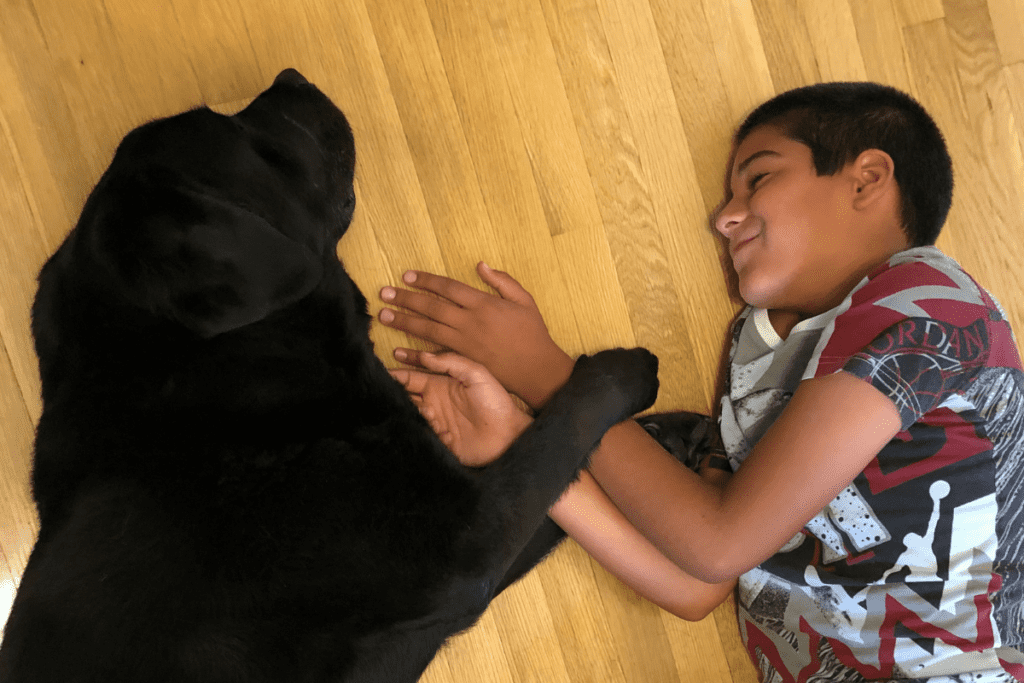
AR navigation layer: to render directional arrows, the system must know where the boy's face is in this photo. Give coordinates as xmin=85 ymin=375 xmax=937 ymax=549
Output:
xmin=714 ymin=124 xmax=905 ymax=318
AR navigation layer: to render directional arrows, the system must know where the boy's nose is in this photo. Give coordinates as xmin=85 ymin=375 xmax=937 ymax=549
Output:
xmin=714 ymin=195 xmax=746 ymax=236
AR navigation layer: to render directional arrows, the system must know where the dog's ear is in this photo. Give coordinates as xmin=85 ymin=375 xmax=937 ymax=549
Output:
xmin=97 ymin=181 xmax=324 ymax=338
xmin=164 ymin=196 xmax=324 ymax=337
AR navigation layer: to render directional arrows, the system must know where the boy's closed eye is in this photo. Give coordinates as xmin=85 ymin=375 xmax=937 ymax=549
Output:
xmin=748 ymin=172 xmax=769 ymax=191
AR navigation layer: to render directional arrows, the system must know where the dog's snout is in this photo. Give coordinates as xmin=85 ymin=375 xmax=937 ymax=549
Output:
xmin=274 ymin=68 xmax=309 ymax=87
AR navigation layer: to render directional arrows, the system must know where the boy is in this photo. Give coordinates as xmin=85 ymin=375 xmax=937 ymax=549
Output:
xmin=378 ymin=83 xmax=1024 ymax=682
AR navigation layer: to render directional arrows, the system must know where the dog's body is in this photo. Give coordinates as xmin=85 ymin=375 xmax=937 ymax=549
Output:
xmin=0 ymin=70 xmax=658 ymax=682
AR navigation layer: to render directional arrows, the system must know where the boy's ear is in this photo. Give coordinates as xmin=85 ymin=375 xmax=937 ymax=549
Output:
xmin=850 ymin=148 xmax=897 ymax=209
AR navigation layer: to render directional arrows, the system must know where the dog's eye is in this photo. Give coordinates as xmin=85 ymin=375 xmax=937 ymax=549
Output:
xmin=252 ymin=142 xmax=312 ymax=184
xmin=253 ymin=142 xmax=292 ymax=170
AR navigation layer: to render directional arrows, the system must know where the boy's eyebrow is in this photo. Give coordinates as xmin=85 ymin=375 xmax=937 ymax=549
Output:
xmin=735 ymin=149 xmax=781 ymax=176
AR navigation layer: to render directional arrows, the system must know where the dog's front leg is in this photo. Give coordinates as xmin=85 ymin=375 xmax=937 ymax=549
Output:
xmin=467 ymin=347 xmax=659 ymax=591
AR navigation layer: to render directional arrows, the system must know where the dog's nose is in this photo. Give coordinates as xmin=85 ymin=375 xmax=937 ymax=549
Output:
xmin=274 ymin=68 xmax=309 ymax=87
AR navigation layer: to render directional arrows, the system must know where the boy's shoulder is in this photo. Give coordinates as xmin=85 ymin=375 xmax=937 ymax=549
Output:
xmin=857 ymin=246 xmax=990 ymax=320
xmin=812 ymin=246 xmax=1022 ymax=378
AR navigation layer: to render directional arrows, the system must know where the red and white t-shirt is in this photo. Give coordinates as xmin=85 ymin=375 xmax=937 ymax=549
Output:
xmin=719 ymin=247 xmax=1024 ymax=682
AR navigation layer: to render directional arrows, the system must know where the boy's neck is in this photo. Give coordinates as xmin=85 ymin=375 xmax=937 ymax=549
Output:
xmin=767 ymin=309 xmax=802 ymax=340
xmin=766 ymin=241 xmax=915 ymax=340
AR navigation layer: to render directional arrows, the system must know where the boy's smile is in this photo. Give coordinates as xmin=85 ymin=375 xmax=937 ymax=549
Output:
xmin=715 ymin=124 xmax=908 ymax=335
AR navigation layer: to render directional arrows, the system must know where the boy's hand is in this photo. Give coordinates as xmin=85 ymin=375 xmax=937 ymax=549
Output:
xmin=390 ymin=351 xmax=532 ymax=467
xmin=379 ymin=262 xmax=574 ymax=411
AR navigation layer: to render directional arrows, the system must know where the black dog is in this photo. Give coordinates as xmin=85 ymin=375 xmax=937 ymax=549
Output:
xmin=0 ymin=69 xmax=659 ymax=682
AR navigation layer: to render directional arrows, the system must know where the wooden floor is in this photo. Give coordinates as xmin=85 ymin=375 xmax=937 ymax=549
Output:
xmin=2 ymin=0 xmax=1024 ymax=680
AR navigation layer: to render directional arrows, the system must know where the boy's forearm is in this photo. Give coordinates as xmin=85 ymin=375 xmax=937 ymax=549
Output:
xmin=549 ymin=469 xmax=734 ymax=621
xmin=586 ymin=420 xmax=734 ymax=583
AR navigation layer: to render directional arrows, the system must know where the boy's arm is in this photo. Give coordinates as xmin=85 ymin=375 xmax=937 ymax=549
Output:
xmin=550 ymin=467 xmax=736 ymax=621
xmin=585 ymin=370 xmax=901 ymax=583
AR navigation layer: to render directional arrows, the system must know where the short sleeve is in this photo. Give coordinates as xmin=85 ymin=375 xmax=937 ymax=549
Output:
xmin=841 ymin=316 xmax=990 ymax=430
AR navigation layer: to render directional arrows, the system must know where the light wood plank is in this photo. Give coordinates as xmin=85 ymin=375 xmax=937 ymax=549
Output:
xmin=701 ymin=0 xmax=777 ymax=124
xmin=0 ymin=336 xmax=38 ymax=580
xmin=849 ymin=0 xmax=915 ymax=91
xmin=541 ymin=0 xmax=702 ymax=406
xmin=589 ymin=562 xmax=682 ymax=682
xmin=1007 ymin=63 xmax=1024 ymax=151
xmin=0 ymin=72 xmax=46 ymax=424
xmin=484 ymin=0 xmax=604 ymax=241
xmin=712 ymin=595 xmax=762 ymax=683
xmin=360 ymin=0 xmax=506 ymax=311
xmin=100 ymin=0 xmax=205 ymax=115
xmin=421 ymin=0 xmax=585 ymax=356
xmin=989 ymin=0 xmax=1024 ymax=65
xmin=28 ymin=0 xmax=157 ymax=183
xmin=797 ymin=0 xmax=868 ymax=81
xmin=489 ymin=572 xmax=573 ymax=683
xmin=660 ymin=606 xmax=735 ymax=682
xmin=750 ymin=0 xmax=822 ymax=92
xmin=893 ymin=0 xmax=945 ymax=25
xmin=168 ymin=0 xmax=267 ymax=105
xmin=535 ymin=542 xmax=630 ymax=683
xmin=598 ymin=0 xmax=734 ymax=409
xmin=421 ymin=609 xmax=516 ymax=683
xmin=0 ymin=0 xmax=86 ymax=247
xmin=645 ymin=0 xmax=737 ymax=212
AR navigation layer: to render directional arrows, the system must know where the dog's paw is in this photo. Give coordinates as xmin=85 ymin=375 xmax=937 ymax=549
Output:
xmin=571 ymin=348 xmax=659 ymax=418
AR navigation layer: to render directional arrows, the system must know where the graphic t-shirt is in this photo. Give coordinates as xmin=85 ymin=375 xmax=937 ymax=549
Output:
xmin=719 ymin=247 xmax=1024 ymax=682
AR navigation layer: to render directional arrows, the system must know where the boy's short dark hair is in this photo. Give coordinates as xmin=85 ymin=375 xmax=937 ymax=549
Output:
xmin=734 ymin=82 xmax=954 ymax=247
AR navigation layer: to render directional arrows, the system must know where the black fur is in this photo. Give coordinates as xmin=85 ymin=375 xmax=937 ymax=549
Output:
xmin=0 ymin=69 xmax=659 ymax=682
xmin=636 ymin=411 xmax=719 ymax=472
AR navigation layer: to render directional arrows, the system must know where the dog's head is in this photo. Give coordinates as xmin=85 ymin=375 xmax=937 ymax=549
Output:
xmin=44 ymin=69 xmax=356 ymax=341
